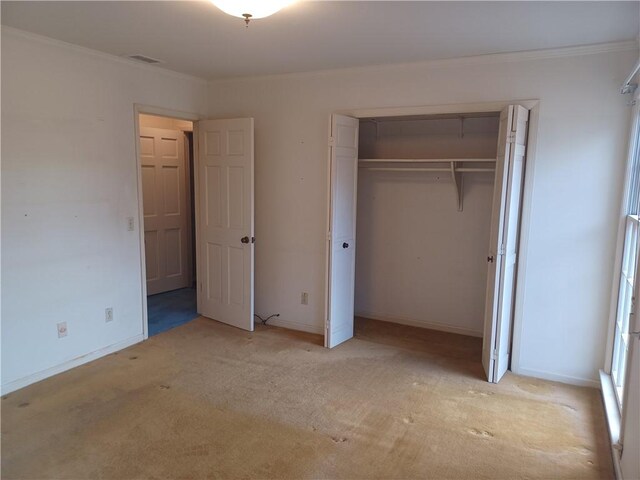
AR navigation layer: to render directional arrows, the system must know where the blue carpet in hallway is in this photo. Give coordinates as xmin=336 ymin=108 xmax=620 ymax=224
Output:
xmin=147 ymin=287 xmax=198 ymax=336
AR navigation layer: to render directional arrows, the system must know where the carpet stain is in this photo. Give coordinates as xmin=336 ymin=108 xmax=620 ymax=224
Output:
xmin=468 ymin=428 xmax=495 ymax=438
xmin=468 ymin=389 xmax=494 ymax=397
xmin=1 ymin=317 xmax=613 ymax=480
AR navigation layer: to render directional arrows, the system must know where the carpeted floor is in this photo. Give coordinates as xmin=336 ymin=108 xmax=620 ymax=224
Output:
xmin=147 ymin=287 xmax=199 ymax=336
xmin=1 ymin=317 xmax=613 ymax=479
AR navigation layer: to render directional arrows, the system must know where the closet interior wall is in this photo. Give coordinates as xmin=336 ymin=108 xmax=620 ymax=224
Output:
xmin=355 ymin=114 xmax=499 ymax=337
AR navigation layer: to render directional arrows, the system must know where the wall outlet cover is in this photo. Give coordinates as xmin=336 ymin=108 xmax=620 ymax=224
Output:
xmin=57 ymin=322 xmax=68 ymax=338
xmin=105 ymin=307 xmax=114 ymax=322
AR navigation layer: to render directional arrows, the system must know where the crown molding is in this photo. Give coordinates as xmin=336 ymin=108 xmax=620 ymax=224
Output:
xmin=0 ymin=25 xmax=209 ymax=86
xmin=211 ymin=40 xmax=639 ymax=84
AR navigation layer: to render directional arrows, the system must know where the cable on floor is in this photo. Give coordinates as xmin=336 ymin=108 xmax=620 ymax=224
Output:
xmin=254 ymin=313 xmax=280 ymax=325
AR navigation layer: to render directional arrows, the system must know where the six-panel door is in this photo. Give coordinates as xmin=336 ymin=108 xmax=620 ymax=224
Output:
xmin=140 ymin=127 xmax=190 ymax=296
xmin=197 ymin=118 xmax=255 ymax=331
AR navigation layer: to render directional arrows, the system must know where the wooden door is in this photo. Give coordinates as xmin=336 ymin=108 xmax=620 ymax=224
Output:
xmin=196 ymin=118 xmax=254 ymax=331
xmin=326 ymin=114 xmax=359 ymax=348
xmin=140 ymin=127 xmax=190 ymax=295
xmin=482 ymin=105 xmax=529 ymax=383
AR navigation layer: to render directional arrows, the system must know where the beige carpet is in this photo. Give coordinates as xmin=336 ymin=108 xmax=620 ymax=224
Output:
xmin=2 ymin=317 xmax=613 ymax=479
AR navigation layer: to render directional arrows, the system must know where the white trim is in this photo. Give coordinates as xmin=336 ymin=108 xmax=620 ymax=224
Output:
xmin=264 ymin=317 xmax=324 ymax=336
xmin=1 ymin=334 xmax=144 ymax=395
xmin=513 ymin=366 xmax=600 ymax=388
xmin=600 ymin=370 xmax=624 ymax=480
xmin=132 ymin=104 xmax=202 ymax=339
xmin=356 ymin=312 xmax=483 ymax=338
xmin=600 ymin=370 xmax=622 ymax=446
xmin=212 ymin=41 xmax=638 ymax=84
xmin=1 ymin=26 xmax=209 ymax=85
xmin=342 ymin=99 xmax=539 ymax=120
xmin=324 ymin=115 xmax=333 ymax=348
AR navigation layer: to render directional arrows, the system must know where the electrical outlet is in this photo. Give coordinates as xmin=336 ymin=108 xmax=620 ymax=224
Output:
xmin=127 ymin=217 xmax=135 ymax=231
xmin=105 ymin=307 xmax=114 ymax=322
xmin=301 ymin=292 xmax=309 ymax=305
xmin=57 ymin=322 xmax=68 ymax=338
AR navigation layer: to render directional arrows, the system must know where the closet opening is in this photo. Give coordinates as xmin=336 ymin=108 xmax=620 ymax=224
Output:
xmin=325 ymin=105 xmax=530 ymax=383
xmin=356 ymin=112 xmax=498 ymax=337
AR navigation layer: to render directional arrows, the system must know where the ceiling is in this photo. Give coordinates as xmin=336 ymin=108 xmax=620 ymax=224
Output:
xmin=2 ymin=1 xmax=638 ymax=80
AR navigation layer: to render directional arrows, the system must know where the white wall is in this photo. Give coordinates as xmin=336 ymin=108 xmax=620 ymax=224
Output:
xmin=1 ymin=28 xmax=208 ymax=393
xmin=207 ymin=44 xmax=637 ymax=386
xmin=355 ymin=117 xmax=497 ymax=336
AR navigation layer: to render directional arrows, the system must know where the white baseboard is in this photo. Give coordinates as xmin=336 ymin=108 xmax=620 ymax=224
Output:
xmin=1 ymin=334 xmax=145 ymax=395
xmin=263 ymin=317 xmax=324 ymax=335
xmin=356 ymin=310 xmax=483 ymax=338
xmin=512 ymin=366 xmax=600 ymax=388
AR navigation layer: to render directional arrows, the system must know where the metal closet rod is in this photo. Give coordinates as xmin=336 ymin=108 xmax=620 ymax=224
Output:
xmin=358 ymin=158 xmax=496 ymax=163
xmin=360 ymin=167 xmax=495 ymax=173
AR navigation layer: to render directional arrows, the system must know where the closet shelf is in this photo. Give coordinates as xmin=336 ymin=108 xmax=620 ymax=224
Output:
xmin=358 ymin=158 xmax=497 ymax=212
xmin=358 ymin=158 xmax=495 ymax=163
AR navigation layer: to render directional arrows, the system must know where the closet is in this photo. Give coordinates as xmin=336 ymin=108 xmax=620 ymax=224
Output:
xmin=325 ymin=105 xmax=529 ymax=383
xmin=356 ymin=113 xmax=498 ymax=337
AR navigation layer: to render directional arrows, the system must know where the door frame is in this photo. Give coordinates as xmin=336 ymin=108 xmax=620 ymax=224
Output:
xmin=325 ymin=99 xmax=540 ymax=376
xmin=133 ymin=104 xmax=202 ymax=339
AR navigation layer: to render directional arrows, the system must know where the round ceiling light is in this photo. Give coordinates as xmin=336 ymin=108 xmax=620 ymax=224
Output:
xmin=211 ymin=0 xmax=296 ymax=26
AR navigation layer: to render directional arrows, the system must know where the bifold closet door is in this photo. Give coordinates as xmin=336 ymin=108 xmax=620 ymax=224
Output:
xmin=325 ymin=114 xmax=359 ymax=348
xmin=482 ymin=105 xmax=529 ymax=383
xmin=196 ymin=118 xmax=255 ymax=331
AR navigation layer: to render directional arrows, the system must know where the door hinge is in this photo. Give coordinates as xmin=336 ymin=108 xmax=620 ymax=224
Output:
xmin=498 ymin=243 xmax=506 ymax=255
xmin=328 ymin=136 xmax=335 ymax=147
xmin=507 ymin=132 xmax=516 ymax=144
xmin=490 ymin=349 xmax=498 ymax=360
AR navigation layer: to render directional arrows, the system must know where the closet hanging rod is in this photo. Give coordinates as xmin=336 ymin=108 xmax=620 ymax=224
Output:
xmin=360 ymin=167 xmax=495 ymax=173
xmin=358 ymin=158 xmax=495 ymax=164
xmin=361 ymin=167 xmax=450 ymax=172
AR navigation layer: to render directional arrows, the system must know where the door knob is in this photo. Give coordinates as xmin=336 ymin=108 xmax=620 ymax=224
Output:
xmin=241 ymin=236 xmax=250 ymax=244
xmin=487 ymin=255 xmax=494 ymax=263
xmin=343 ymin=242 xmax=349 ymax=249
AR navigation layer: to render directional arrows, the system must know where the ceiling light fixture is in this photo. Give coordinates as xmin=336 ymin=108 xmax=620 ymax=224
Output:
xmin=210 ymin=0 xmax=296 ymax=26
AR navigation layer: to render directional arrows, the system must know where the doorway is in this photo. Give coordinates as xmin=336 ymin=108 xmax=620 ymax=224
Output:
xmin=325 ymin=103 xmax=532 ymax=383
xmin=135 ymin=111 xmax=257 ymax=337
xmin=138 ymin=113 xmax=197 ymax=336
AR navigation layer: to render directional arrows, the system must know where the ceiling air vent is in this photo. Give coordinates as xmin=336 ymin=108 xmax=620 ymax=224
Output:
xmin=126 ymin=54 xmax=163 ymax=65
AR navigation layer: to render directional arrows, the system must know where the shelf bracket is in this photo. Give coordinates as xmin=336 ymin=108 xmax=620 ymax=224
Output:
xmin=450 ymin=161 xmax=464 ymax=212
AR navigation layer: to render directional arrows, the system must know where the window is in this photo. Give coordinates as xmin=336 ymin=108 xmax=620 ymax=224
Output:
xmin=611 ymin=106 xmax=640 ymax=408
xmin=612 ymin=215 xmax=639 ymax=405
